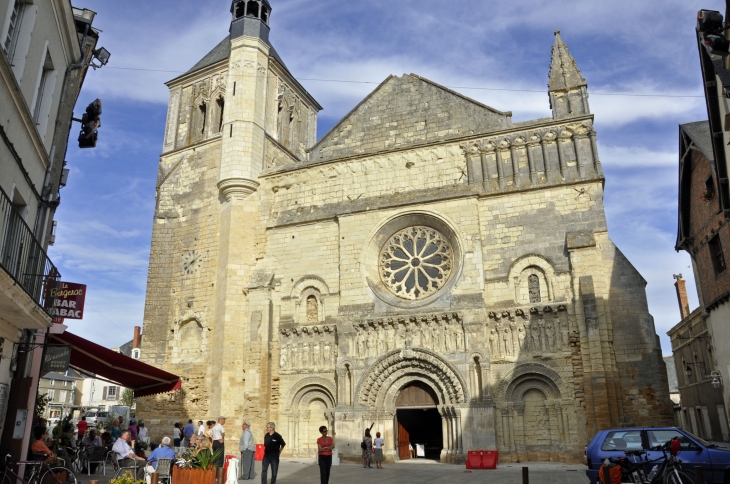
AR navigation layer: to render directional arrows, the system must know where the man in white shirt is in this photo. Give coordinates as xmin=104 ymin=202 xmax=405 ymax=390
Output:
xmin=211 ymin=416 xmax=226 ymax=467
xmin=197 ymin=420 xmax=205 ymax=437
xmin=112 ymin=431 xmax=145 ymax=478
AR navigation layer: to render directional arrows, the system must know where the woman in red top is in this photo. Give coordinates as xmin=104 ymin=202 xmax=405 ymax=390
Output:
xmin=316 ymin=426 xmax=334 ymax=484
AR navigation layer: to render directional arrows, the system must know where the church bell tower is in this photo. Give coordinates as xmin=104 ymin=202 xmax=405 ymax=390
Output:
xmin=208 ymin=0 xmax=274 ymax=417
xmin=217 ymin=0 xmax=272 ymax=200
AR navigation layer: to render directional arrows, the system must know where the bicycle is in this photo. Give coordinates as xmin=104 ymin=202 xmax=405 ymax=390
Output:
xmin=1 ymin=454 xmax=78 ymax=484
xmin=607 ymin=439 xmax=695 ymax=484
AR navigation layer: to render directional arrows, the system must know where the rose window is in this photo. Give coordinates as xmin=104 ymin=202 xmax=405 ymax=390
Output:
xmin=380 ymin=226 xmax=453 ymax=300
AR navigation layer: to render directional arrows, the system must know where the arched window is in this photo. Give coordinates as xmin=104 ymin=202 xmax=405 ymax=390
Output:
xmin=306 ymin=295 xmax=318 ymax=323
xmin=247 ymin=1 xmax=259 ymax=17
xmin=528 ymin=274 xmax=541 ymax=303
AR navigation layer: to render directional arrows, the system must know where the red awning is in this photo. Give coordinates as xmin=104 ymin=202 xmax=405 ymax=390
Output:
xmin=49 ymin=331 xmax=181 ymax=398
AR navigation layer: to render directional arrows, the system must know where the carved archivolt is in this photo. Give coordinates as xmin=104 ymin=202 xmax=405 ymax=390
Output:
xmin=494 ymin=363 xmax=568 ymax=402
xmin=507 ymin=254 xmax=558 ymax=305
xmin=285 ymin=377 xmax=337 ymax=410
xmin=356 ymin=348 xmax=467 ymax=409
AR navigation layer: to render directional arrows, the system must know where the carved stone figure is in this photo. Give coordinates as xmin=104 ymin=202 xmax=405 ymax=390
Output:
xmin=489 ymin=328 xmax=498 ymax=357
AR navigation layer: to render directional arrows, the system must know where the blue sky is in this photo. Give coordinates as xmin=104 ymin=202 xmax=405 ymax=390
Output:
xmin=52 ymin=0 xmax=714 ymax=351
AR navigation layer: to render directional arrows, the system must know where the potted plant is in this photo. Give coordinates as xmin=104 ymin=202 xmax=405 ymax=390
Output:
xmin=108 ymin=470 xmax=144 ymax=484
xmin=171 ymin=448 xmax=223 ymax=484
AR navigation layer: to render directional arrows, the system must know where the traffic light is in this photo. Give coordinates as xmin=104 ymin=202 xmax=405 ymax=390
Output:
xmin=78 ymin=99 xmax=101 ymax=148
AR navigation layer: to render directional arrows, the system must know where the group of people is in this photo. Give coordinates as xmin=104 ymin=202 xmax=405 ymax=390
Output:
xmin=359 ymin=428 xmax=385 ymax=470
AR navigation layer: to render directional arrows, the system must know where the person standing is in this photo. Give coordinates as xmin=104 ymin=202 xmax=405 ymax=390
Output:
xmin=316 ymin=426 xmax=334 ymax=484
xmin=173 ymin=423 xmax=182 ymax=448
xmin=373 ymin=432 xmax=384 ymax=468
xmin=77 ymin=416 xmax=88 ymax=440
xmin=261 ymin=422 xmax=285 ymax=484
xmin=211 ymin=416 xmax=226 ymax=468
xmin=361 ymin=428 xmax=372 ymax=468
xmin=197 ymin=420 xmax=205 ymax=437
xmin=183 ymin=419 xmax=195 ymax=447
xmin=239 ymin=422 xmax=255 ymax=480
xmin=138 ymin=420 xmax=149 ymax=444
xmin=129 ymin=419 xmax=138 ymax=441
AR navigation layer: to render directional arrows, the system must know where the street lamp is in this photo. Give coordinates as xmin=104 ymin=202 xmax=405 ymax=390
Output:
xmin=705 ymin=370 xmax=724 ymax=390
xmin=92 ymin=47 xmax=111 ymax=66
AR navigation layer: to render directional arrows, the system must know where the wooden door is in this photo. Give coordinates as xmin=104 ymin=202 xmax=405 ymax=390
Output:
xmin=398 ymin=418 xmax=410 ymax=460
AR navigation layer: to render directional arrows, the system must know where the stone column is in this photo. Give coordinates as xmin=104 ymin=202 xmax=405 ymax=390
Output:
xmin=573 ymin=134 xmax=587 ymax=179
xmin=495 ymin=149 xmax=506 ymax=190
xmin=479 ymin=147 xmax=491 ymax=192
xmin=589 ymin=131 xmax=603 ymax=176
xmin=514 ymin=402 xmax=525 ymax=453
xmin=510 ymin=144 xmax=521 ymax=187
xmin=540 ymin=139 xmax=552 ymax=180
xmin=439 ymin=406 xmax=450 ymax=459
xmin=455 ymin=408 xmax=463 ymax=454
xmin=526 ymin=143 xmax=538 ymax=185
xmin=482 ymin=362 xmax=491 ymax=401
xmin=555 ymin=137 xmax=566 ymax=179
xmin=500 ymin=407 xmax=511 ymax=452
xmin=554 ymin=402 xmax=565 ymax=443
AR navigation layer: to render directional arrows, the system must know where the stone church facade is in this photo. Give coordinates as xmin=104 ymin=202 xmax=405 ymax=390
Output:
xmin=137 ymin=0 xmax=674 ymax=463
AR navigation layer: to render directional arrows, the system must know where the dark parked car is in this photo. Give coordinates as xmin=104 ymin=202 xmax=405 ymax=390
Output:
xmin=585 ymin=427 xmax=730 ymax=483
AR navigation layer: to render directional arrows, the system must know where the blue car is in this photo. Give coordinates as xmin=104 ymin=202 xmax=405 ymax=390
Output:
xmin=585 ymin=427 xmax=730 ymax=483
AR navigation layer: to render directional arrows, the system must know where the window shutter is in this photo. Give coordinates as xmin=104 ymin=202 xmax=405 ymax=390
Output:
xmin=102 ymin=386 xmax=108 ymax=400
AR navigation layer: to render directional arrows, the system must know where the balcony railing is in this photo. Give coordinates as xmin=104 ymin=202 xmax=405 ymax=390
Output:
xmin=0 ymin=186 xmax=59 ymax=315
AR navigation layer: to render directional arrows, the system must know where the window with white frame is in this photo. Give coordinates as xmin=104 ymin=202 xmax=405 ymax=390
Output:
xmin=59 ymin=390 xmax=67 ymax=403
xmin=47 ymin=389 xmax=55 ymax=400
xmin=63 ymin=380 xmax=68 ymax=387
xmin=49 ymin=379 xmax=54 ymax=386
xmin=132 ymin=349 xmax=140 ymax=360
xmin=107 ymin=386 xmax=117 ymax=400
xmin=33 ymin=50 xmax=57 ymax=139
xmin=2 ymin=0 xmax=23 ymax=59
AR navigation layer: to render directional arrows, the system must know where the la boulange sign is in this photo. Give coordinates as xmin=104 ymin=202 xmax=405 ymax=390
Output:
xmin=48 ymin=282 xmax=86 ymax=319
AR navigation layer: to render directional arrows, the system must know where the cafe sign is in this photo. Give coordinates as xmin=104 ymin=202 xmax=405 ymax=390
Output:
xmin=42 ymin=345 xmax=71 ymax=372
xmin=49 ymin=282 xmax=86 ymax=320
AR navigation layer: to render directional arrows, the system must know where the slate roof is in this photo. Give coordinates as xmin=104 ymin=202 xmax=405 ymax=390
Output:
xmin=185 ymin=35 xmax=289 ymax=75
xmin=680 ymin=120 xmax=714 ymax=162
xmin=548 ymin=31 xmax=586 ymax=91
xmin=41 ymin=370 xmax=83 ymax=381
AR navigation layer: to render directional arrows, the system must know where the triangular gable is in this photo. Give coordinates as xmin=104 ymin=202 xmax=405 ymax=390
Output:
xmin=309 ymin=74 xmax=512 ymax=163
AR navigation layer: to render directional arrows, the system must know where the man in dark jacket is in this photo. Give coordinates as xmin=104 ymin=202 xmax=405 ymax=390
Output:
xmin=261 ymin=422 xmax=285 ymax=484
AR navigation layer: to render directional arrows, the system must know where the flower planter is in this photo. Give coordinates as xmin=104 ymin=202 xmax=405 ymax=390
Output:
xmin=171 ymin=466 xmax=217 ymax=484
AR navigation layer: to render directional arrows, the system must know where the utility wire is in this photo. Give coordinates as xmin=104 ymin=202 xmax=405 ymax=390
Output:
xmin=103 ymin=65 xmax=704 ymax=99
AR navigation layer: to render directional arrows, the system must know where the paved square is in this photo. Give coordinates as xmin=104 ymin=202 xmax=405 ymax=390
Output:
xmin=239 ymin=458 xmax=590 ymax=484
xmin=84 ymin=458 xmax=590 ymax=484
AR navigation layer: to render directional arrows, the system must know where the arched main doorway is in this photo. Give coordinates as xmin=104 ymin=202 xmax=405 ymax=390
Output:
xmin=394 ymin=381 xmax=443 ymax=461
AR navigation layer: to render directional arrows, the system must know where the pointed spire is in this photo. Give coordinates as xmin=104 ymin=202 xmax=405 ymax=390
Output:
xmin=548 ymin=30 xmax=586 ymax=92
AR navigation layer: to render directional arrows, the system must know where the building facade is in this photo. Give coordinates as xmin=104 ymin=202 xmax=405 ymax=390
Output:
xmin=38 ymin=370 xmax=82 ymax=418
xmin=138 ymin=1 xmax=674 ymax=463
xmin=694 ymin=7 xmax=730 ymax=435
xmin=0 ymin=0 xmax=101 ymax=461
xmin=673 ymin=121 xmax=730 ymax=442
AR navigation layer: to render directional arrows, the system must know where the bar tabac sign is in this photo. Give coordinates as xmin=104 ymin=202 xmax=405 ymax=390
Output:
xmin=49 ymin=282 xmax=86 ymax=320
